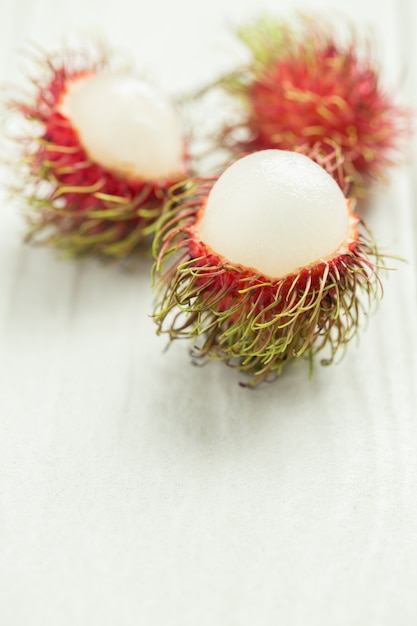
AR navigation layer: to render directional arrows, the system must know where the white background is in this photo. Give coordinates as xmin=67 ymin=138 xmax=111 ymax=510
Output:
xmin=0 ymin=0 xmax=416 ymax=625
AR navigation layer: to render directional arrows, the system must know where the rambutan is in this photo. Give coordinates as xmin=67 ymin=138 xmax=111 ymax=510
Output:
xmin=152 ymin=149 xmax=385 ymax=387
xmin=216 ymin=15 xmax=410 ymax=197
xmin=8 ymin=44 xmax=188 ymax=258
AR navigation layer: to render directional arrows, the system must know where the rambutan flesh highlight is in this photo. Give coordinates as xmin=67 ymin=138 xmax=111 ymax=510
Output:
xmin=216 ymin=15 xmax=411 ymax=198
xmin=9 ymin=45 xmax=188 ymax=258
xmin=152 ymin=149 xmax=385 ymax=387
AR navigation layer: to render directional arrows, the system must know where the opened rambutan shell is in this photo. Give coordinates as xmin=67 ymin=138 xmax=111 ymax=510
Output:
xmin=8 ymin=45 xmax=188 ymax=258
xmin=216 ymin=15 xmax=411 ymax=198
xmin=152 ymin=150 xmax=385 ymax=387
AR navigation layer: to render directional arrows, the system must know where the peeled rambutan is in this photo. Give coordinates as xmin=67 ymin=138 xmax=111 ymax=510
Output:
xmin=152 ymin=149 xmax=385 ymax=387
xmin=8 ymin=45 xmax=188 ymax=258
xmin=216 ymin=15 xmax=410 ymax=197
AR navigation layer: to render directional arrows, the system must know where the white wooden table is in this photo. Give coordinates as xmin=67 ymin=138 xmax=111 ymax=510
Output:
xmin=1 ymin=0 xmax=416 ymax=624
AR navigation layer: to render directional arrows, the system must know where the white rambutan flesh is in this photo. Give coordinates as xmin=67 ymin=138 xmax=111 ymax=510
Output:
xmin=197 ymin=150 xmax=350 ymax=278
xmin=61 ymin=72 xmax=185 ymax=181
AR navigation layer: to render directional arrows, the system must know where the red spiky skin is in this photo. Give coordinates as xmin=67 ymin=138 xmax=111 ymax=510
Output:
xmin=220 ymin=18 xmax=411 ymax=196
xmin=13 ymin=49 xmax=188 ymax=257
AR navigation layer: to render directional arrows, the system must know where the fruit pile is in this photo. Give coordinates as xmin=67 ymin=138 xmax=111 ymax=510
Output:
xmin=5 ymin=14 xmax=411 ymax=386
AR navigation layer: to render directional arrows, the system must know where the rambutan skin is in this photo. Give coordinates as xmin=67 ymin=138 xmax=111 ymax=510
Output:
xmin=152 ymin=175 xmax=384 ymax=387
xmin=8 ymin=47 xmax=187 ymax=258
xmin=218 ymin=15 xmax=411 ymax=197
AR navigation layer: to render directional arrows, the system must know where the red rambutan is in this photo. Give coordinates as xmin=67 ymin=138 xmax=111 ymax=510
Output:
xmin=152 ymin=149 xmax=385 ymax=387
xmin=8 ymin=44 xmax=188 ymax=258
xmin=215 ymin=15 xmax=411 ymax=197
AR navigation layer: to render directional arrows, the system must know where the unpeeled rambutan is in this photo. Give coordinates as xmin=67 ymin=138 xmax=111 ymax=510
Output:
xmin=216 ymin=15 xmax=410 ymax=197
xmin=152 ymin=149 xmax=385 ymax=387
xmin=8 ymin=44 xmax=188 ymax=258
